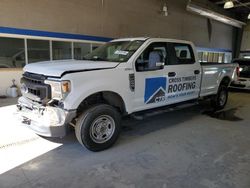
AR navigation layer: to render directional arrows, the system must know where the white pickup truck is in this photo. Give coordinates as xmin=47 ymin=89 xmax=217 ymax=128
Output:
xmin=17 ymin=37 xmax=238 ymax=151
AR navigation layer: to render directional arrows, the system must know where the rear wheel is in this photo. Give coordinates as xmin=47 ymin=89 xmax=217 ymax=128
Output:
xmin=75 ymin=104 xmax=121 ymax=151
xmin=211 ymin=85 xmax=228 ymax=110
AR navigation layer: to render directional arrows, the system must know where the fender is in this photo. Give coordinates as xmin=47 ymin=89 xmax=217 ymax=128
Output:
xmin=61 ymin=67 xmax=133 ymax=113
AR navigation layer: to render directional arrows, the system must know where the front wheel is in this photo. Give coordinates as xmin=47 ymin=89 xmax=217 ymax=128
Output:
xmin=211 ymin=85 xmax=228 ymax=110
xmin=75 ymin=104 xmax=121 ymax=152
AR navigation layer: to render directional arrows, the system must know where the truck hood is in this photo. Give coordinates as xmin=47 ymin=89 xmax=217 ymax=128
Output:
xmin=23 ymin=60 xmax=119 ymax=77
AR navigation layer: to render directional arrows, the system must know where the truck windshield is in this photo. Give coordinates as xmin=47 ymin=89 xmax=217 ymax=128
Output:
xmin=84 ymin=40 xmax=144 ymax=62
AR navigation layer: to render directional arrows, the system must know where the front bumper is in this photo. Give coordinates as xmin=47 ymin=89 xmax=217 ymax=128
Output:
xmin=17 ymin=97 xmax=76 ymax=137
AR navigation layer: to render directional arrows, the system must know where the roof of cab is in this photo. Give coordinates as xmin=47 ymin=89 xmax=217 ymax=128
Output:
xmin=111 ymin=37 xmax=193 ymax=45
xmin=111 ymin=37 xmax=149 ymax=42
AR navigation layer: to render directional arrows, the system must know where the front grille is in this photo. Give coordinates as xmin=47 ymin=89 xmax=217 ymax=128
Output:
xmin=21 ymin=72 xmax=51 ymax=103
xmin=28 ymin=88 xmax=41 ymax=96
xmin=23 ymin=72 xmax=46 ymax=83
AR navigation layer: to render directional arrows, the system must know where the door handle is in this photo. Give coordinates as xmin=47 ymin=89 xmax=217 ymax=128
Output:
xmin=168 ymin=72 xmax=176 ymax=77
xmin=194 ymin=70 xmax=200 ymax=75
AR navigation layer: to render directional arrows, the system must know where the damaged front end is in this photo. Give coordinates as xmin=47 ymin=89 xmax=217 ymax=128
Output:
xmin=17 ymin=72 xmax=76 ymax=137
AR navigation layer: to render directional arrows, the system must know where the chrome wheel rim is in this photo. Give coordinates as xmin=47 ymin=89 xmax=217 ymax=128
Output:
xmin=219 ymin=90 xmax=227 ymax=106
xmin=90 ymin=115 xmax=115 ymax=144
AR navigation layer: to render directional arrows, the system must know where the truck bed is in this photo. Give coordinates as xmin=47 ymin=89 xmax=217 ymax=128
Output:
xmin=200 ymin=62 xmax=238 ymax=97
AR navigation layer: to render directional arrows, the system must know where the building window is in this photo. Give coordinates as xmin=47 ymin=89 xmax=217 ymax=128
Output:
xmin=198 ymin=52 xmax=203 ymax=62
xmin=198 ymin=51 xmax=231 ymax=63
xmin=74 ymin=42 xmax=91 ymax=60
xmin=0 ymin=37 xmax=25 ymax=68
xmin=218 ymin=53 xmax=224 ymax=63
xmin=0 ymin=35 xmax=105 ymax=68
xmin=52 ymin=41 xmax=72 ymax=60
xmin=224 ymin=53 xmax=232 ymax=63
xmin=207 ymin=52 xmax=214 ymax=62
xmin=92 ymin=43 xmax=101 ymax=51
xmin=27 ymin=39 xmax=50 ymax=63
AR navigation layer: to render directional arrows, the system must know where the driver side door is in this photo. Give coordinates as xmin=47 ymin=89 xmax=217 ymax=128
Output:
xmin=133 ymin=42 xmax=168 ymax=112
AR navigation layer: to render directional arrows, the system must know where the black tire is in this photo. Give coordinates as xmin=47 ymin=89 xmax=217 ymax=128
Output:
xmin=211 ymin=85 xmax=228 ymax=110
xmin=75 ymin=104 xmax=121 ymax=152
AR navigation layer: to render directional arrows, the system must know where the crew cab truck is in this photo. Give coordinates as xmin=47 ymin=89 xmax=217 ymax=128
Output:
xmin=17 ymin=38 xmax=238 ymax=151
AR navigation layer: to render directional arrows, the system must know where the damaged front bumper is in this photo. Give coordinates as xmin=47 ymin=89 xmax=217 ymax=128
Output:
xmin=17 ymin=97 xmax=76 ymax=137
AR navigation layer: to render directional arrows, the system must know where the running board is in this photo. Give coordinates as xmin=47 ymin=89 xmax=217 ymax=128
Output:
xmin=131 ymin=100 xmax=199 ymax=120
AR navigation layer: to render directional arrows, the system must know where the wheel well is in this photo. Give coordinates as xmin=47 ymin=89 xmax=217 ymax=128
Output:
xmin=220 ymin=76 xmax=231 ymax=87
xmin=76 ymin=91 xmax=126 ymax=115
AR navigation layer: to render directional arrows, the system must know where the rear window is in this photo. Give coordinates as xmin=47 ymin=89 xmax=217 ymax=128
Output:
xmin=167 ymin=43 xmax=195 ymax=65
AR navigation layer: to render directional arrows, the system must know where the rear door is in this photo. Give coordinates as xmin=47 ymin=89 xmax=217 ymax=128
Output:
xmin=164 ymin=42 xmax=201 ymax=104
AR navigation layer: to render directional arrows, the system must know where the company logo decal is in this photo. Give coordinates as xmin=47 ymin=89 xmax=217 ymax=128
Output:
xmin=144 ymin=77 xmax=167 ymax=104
xmin=144 ymin=75 xmax=197 ymax=104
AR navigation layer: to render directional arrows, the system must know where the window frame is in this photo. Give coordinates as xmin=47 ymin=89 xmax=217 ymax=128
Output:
xmin=166 ymin=42 xmax=196 ymax=65
xmin=0 ymin=34 xmax=105 ymax=70
xmin=135 ymin=42 xmax=168 ymax=72
xmin=0 ymin=37 xmax=26 ymax=69
xmin=26 ymin=39 xmax=51 ymax=64
xmin=73 ymin=42 xmax=92 ymax=60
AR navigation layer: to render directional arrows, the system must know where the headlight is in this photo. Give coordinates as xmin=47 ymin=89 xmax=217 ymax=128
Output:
xmin=45 ymin=80 xmax=71 ymax=100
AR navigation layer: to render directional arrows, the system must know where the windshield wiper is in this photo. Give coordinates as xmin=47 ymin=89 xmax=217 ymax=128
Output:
xmin=84 ymin=56 xmax=120 ymax=62
xmin=87 ymin=56 xmax=106 ymax=61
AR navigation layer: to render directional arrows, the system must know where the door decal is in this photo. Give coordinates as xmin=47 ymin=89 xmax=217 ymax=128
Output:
xmin=144 ymin=77 xmax=167 ymax=104
xmin=144 ymin=76 xmax=197 ymax=104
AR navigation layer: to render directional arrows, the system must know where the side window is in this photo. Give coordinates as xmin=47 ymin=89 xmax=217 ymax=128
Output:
xmin=136 ymin=42 xmax=167 ymax=71
xmin=167 ymin=43 xmax=195 ymax=65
